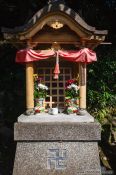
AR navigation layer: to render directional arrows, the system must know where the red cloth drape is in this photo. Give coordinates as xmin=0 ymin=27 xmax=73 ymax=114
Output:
xmin=16 ymin=49 xmax=55 ymax=63
xmin=16 ymin=48 xmax=97 ymax=63
xmin=16 ymin=48 xmax=97 ymax=79
xmin=58 ymin=48 xmax=97 ymax=63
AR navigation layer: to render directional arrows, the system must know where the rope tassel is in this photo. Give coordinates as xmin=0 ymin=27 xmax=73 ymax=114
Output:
xmin=54 ymin=51 xmax=60 ymax=79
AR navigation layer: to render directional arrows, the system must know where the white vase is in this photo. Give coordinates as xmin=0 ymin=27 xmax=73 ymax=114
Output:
xmin=35 ymin=98 xmax=44 ymax=107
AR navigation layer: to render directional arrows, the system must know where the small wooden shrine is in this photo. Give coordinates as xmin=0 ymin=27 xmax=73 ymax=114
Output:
xmin=2 ymin=0 xmax=108 ymax=114
xmin=2 ymin=1 xmax=109 ymax=175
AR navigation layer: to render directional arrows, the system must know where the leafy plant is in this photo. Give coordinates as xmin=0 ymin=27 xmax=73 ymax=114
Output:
xmin=34 ymin=75 xmax=48 ymax=99
xmin=65 ymin=79 xmax=79 ymax=99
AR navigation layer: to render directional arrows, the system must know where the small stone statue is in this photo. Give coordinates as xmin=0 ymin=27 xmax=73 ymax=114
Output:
xmin=25 ymin=109 xmax=35 ymax=116
xmin=77 ymin=109 xmax=87 ymax=115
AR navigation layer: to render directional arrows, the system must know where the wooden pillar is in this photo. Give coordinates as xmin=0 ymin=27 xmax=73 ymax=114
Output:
xmin=79 ymin=63 xmax=86 ymax=109
xmin=26 ymin=62 xmax=34 ymax=110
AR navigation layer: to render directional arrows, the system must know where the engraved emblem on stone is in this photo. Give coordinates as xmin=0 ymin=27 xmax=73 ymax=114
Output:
xmin=47 ymin=149 xmax=67 ymax=170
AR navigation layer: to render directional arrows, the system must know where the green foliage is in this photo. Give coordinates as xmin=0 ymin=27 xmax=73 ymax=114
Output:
xmin=65 ymin=88 xmax=79 ymax=99
xmin=87 ymin=47 xmax=116 ymax=171
xmin=34 ymin=87 xmax=47 ymax=99
xmin=34 ymin=79 xmax=48 ymax=99
xmin=87 ymin=45 xmax=116 ymax=146
xmin=65 ymin=79 xmax=79 ymax=99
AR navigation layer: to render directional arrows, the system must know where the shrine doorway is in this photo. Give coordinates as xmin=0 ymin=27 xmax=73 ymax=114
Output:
xmin=34 ymin=59 xmax=78 ymax=109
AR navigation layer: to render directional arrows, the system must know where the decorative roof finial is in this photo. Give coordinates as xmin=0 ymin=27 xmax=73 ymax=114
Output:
xmin=48 ymin=0 xmax=65 ymax=5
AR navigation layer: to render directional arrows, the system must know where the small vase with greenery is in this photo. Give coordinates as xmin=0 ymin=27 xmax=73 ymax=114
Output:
xmin=34 ymin=75 xmax=48 ymax=113
xmin=65 ymin=79 xmax=79 ymax=114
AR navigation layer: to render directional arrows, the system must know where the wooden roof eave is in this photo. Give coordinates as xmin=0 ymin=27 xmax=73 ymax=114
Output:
xmin=2 ymin=3 xmax=108 ymax=45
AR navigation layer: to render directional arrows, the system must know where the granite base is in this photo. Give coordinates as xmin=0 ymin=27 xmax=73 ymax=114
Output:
xmin=13 ymin=142 xmax=101 ymax=175
xmin=13 ymin=113 xmax=101 ymax=175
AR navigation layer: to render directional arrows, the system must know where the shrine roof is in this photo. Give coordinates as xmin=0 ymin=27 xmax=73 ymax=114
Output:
xmin=2 ymin=3 xmax=108 ymax=36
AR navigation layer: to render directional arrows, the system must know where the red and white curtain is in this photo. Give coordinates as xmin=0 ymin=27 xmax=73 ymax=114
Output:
xmin=16 ymin=48 xmax=97 ymax=79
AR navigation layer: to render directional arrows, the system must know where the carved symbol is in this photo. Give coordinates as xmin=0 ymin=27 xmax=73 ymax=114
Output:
xmin=47 ymin=149 xmax=67 ymax=170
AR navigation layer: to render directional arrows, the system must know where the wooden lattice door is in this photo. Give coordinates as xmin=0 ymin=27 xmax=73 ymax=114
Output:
xmin=37 ymin=67 xmax=72 ymax=108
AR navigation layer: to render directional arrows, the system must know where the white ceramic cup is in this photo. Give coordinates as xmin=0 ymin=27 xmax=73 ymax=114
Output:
xmin=48 ymin=108 xmax=58 ymax=115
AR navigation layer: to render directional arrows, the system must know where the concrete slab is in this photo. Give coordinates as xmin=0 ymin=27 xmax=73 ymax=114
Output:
xmin=18 ymin=112 xmax=94 ymax=123
xmin=14 ymin=114 xmax=100 ymax=141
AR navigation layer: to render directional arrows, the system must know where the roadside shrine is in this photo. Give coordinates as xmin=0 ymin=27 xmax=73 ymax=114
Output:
xmin=2 ymin=1 xmax=108 ymax=175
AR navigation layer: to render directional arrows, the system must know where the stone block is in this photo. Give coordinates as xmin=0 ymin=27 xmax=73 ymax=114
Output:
xmin=13 ymin=113 xmax=101 ymax=175
xmin=14 ymin=114 xmax=101 ymax=141
xmin=13 ymin=142 xmax=101 ymax=175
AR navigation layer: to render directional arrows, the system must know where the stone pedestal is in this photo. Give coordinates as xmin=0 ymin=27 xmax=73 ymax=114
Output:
xmin=13 ymin=113 xmax=101 ymax=175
